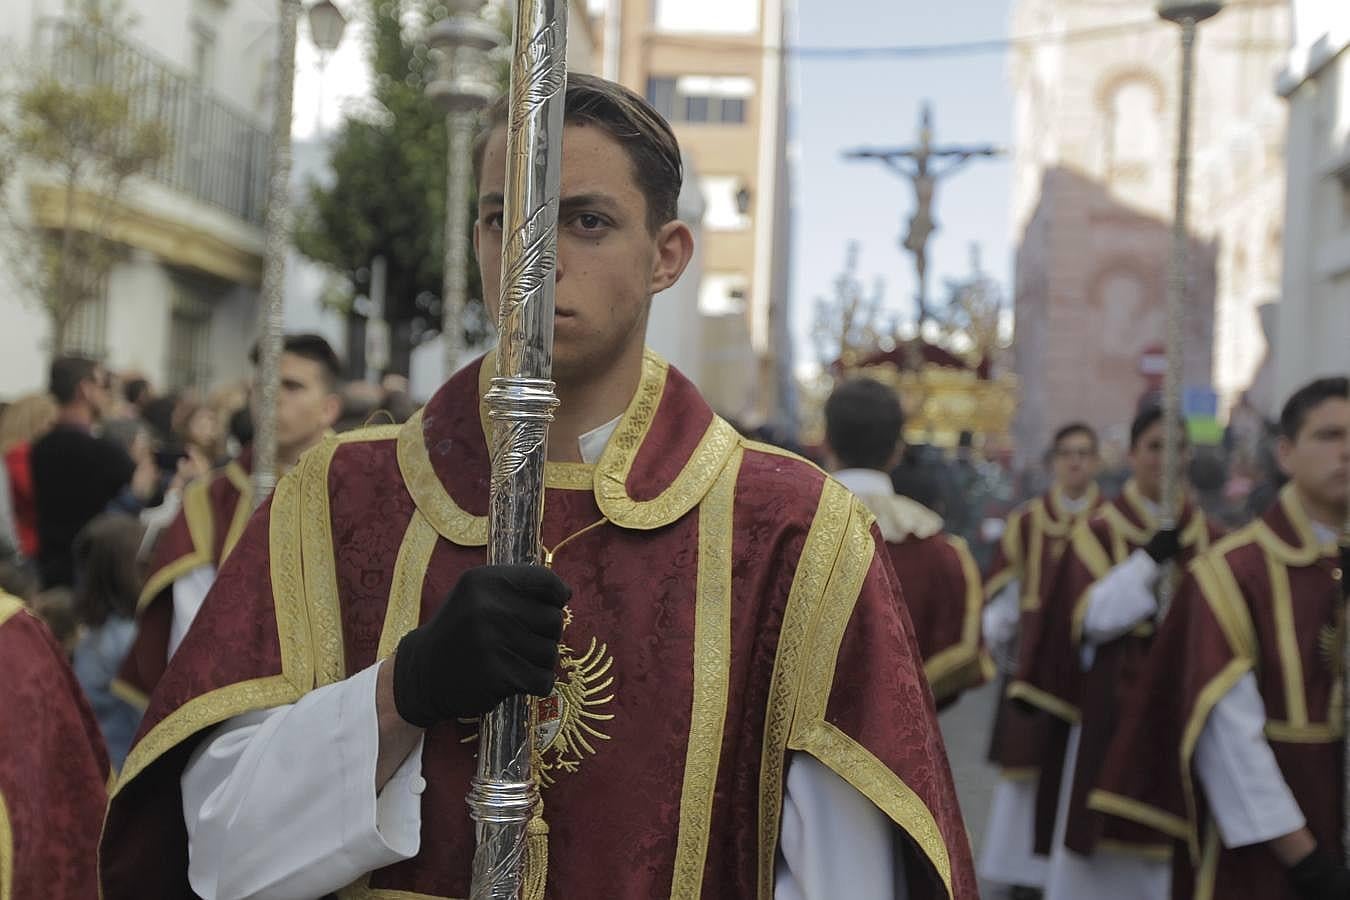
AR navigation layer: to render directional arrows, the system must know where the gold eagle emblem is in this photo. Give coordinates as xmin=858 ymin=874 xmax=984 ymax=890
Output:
xmin=460 ymin=634 xmax=617 ymax=789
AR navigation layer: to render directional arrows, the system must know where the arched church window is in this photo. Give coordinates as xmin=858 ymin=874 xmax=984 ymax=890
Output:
xmin=1101 ymin=76 xmax=1163 ymax=189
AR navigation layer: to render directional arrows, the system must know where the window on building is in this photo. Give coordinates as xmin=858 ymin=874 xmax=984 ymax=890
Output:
xmin=653 ymin=0 xmax=757 ymax=35
xmin=1101 ymin=76 xmax=1162 ymax=187
xmin=167 ymin=277 xmax=214 ymax=391
xmin=699 ymin=272 xmax=749 ymax=315
xmin=700 ymin=175 xmax=751 ymax=231
xmin=646 ymin=75 xmax=753 ymax=125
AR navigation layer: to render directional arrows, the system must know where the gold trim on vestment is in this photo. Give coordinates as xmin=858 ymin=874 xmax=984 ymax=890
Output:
xmin=1267 ymin=552 xmax=1308 ymax=726
xmin=220 ymin=461 xmax=254 ymax=565
xmin=136 ymin=477 xmax=215 ymax=614
xmin=787 ymin=497 xmax=955 ymax=897
xmin=669 ymin=446 xmax=740 ymax=899
xmin=0 ymin=592 xmax=23 ymax=628
xmin=377 ymin=512 xmax=439 ymax=660
xmin=924 ymin=535 xmax=986 ymax=703
xmin=109 ymin=677 xmax=149 ymax=711
xmin=1253 ymin=484 xmax=1340 ymax=566
xmin=1265 ymin=720 xmax=1340 ymax=742
xmin=983 ymin=511 xmax=1022 ymax=602
xmin=1178 ymin=656 xmax=1252 ymax=862
xmin=1096 ymin=838 xmax=1173 ymax=862
xmin=1007 ymin=680 xmax=1081 ymax=724
xmin=756 ymin=477 xmax=852 ymax=899
xmin=1194 ymin=821 xmax=1221 ymax=900
xmin=1087 ymin=789 xmax=1190 ymax=841
xmin=1191 ymin=554 xmax=1258 ymax=663
xmin=301 ymin=439 xmax=347 ymax=687
xmin=397 ymin=408 xmax=488 ymax=547
xmin=112 ymin=462 xmax=316 ymax=798
xmin=1067 ymin=519 xmax=1118 ymax=647
xmin=400 ymin=350 xmax=739 ymax=543
xmin=0 ymin=788 xmax=11 ymax=900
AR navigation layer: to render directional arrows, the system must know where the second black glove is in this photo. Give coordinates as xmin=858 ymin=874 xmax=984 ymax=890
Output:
xmin=1143 ymin=527 xmax=1182 ymax=564
xmin=1289 ymin=848 xmax=1350 ymax=900
xmin=392 ymin=564 xmax=570 ymax=728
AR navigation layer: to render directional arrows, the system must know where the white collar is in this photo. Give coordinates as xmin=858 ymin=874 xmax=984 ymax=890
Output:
xmin=1058 ymin=492 xmax=1092 ymax=514
xmin=577 ymin=416 xmax=622 ymax=465
xmin=1310 ymin=520 xmax=1338 ymax=546
xmin=832 ymin=468 xmax=896 ymax=498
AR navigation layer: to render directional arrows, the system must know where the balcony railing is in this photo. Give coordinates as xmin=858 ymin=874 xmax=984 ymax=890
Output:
xmin=36 ymin=19 xmax=269 ymax=227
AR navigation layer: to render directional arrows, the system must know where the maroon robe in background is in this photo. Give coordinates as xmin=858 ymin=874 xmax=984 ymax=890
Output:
xmin=984 ymin=485 xmax=1104 ymax=782
xmin=1011 ymin=481 xmax=1221 ymax=858
xmin=0 ymin=591 xmax=109 ymax=898
xmin=1091 ymin=486 xmax=1343 ymax=900
xmin=860 ymin=491 xmax=992 ymax=707
xmin=101 ymin=351 xmax=978 ymax=900
xmin=114 ymin=450 xmax=253 ymax=706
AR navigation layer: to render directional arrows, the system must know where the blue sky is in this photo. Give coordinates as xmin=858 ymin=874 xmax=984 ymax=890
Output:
xmin=787 ymin=0 xmax=1015 ymax=372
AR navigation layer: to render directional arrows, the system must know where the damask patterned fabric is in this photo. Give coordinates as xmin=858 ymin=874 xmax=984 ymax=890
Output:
xmin=0 ymin=591 xmax=110 ymax=899
xmin=101 ymin=352 xmax=977 ymax=899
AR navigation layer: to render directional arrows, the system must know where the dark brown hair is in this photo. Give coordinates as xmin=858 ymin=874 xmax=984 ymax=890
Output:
xmin=473 ymin=72 xmax=684 ymax=232
xmin=72 ymin=514 xmax=146 ymax=627
xmin=825 ymin=378 xmax=905 ymax=471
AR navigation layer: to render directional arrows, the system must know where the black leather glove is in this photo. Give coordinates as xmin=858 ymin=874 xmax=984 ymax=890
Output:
xmin=1143 ymin=527 xmax=1182 ymax=564
xmin=1340 ymin=544 xmax=1349 ymax=601
xmin=1289 ymin=849 xmax=1350 ymax=900
xmin=392 ymin=564 xmax=570 ymax=727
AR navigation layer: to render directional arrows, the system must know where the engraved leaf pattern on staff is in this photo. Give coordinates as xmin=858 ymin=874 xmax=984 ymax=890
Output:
xmin=468 ymin=0 xmax=568 ymax=893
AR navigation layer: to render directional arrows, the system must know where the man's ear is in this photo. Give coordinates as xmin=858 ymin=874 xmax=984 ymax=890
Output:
xmin=649 ymin=220 xmax=695 ymax=295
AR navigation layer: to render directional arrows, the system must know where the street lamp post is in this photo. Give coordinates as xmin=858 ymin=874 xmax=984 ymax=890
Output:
xmin=1154 ymin=0 xmax=1220 ymax=609
xmin=308 ymin=0 xmax=348 ymax=133
xmin=427 ymin=1 xmax=501 ymax=381
xmin=253 ymin=0 xmax=346 ymax=505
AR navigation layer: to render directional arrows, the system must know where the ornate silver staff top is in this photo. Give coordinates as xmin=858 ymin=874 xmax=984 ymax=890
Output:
xmin=467 ymin=0 xmax=568 ymax=895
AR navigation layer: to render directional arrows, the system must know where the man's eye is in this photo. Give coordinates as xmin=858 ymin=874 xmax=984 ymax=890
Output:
xmin=573 ymin=213 xmax=608 ymax=232
xmin=482 ymin=212 xmax=503 ymax=229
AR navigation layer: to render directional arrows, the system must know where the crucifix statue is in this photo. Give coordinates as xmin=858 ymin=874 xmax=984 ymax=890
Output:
xmin=844 ymin=103 xmax=1001 ymax=324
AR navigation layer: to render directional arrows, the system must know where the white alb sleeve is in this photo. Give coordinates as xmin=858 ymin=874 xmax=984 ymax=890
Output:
xmin=168 ymin=563 xmax=217 ymax=659
xmin=775 ymin=752 xmax=909 ymax=899
xmin=182 ymin=661 xmax=426 ymax=900
xmin=1194 ymin=672 xmax=1306 ymax=848
xmin=1081 ymin=550 xmax=1159 ymax=647
xmin=982 ymin=579 xmax=1021 ymax=669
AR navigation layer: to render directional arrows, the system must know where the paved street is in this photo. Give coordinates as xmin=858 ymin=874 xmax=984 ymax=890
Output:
xmin=937 ymin=680 xmax=1005 ymax=898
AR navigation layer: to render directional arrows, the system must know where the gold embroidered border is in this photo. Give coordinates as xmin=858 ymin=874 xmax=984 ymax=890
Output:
xmin=220 ymin=461 xmax=254 ymax=565
xmin=923 ymin=535 xmax=985 ymax=703
xmin=378 ymin=512 xmax=438 ymax=659
xmin=1067 ymin=520 xmax=1116 ymax=646
xmin=1087 ymin=789 xmax=1190 ymax=841
xmin=1252 ymin=484 xmax=1336 ymax=566
xmin=112 ymin=463 xmax=315 ymax=797
xmin=1121 ymin=481 xmax=1159 ymax=537
xmin=1006 ymin=680 xmax=1080 ymax=724
xmin=1023 ymin=507 xmax=1045 ymax=611
xmin=1266 ymin=551 xmax=1307 ymax=726
xmin=397 ymin=409 xmax=488 ymax=547
xmin=670 ymin=447 xmax=739 ymax=899
xmin=787 ymin=498 xmax=954 ymax=897
xmin=0 ymin=592 xmax=23 ymax=627
xmin=544 ymin=462 xmax=594 ymax=491
xmin=1265 ymin=720 xmax=1339 ymax=742
xmin=0 ymin=789 xmax=10 ymax=900
xmin=983 ymin=510 xmax=1022 ymax=602
xmin=302 ymin=439 xmax=346 ymax=687
xmin=596 ymin=416 xmax=739 ymax=532
xmin=793 ymin=721 xmax=955 ymax=900
xmin=1096 ymin=838 xmax=1173 ymax=862
xmin=109 ymin=678 xmax=149 ymax=711
xmin=1177 ymin=657 xmax=1252 ymax=862
xmin=756 ymin=477 xmax=851 ymax=898
xmin=1193 ymin=821 xmax=1221 ymax=900
xmin=136 ymin=477 xmax=215 ymax=614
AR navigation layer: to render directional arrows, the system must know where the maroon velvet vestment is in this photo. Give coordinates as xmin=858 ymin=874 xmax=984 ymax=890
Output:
xmin=0 ymin=591 xmax=110 ymax=898
xmin=114 ymin=452 xmax=254 ymax=706
xmin=1090 ymin=486 xmax=1344 ymax=900
xmin=859 ymin=492 xmax=991 ymax=707
xmin=1010 ymin=481 xmax=1221 ymax=858
xmin=101 ymin=351 xmax=978 ymax=899
xmin=984 ymin=485 xmax=1104 ymax=784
